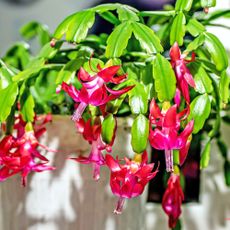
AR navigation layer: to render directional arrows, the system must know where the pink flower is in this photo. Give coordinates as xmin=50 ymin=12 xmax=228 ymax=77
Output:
xmin=71 ymin=117 xmax=115 ymax=181
xmin=105 ymin=151 xmax=158 ymax=214
xmin=162 ymin=174 xmax=184 ymax=229
xmin=61 ymin=65 xmax=134 ymax=121
xmin=170 ymin=42 xmax=195 ymax=103
xmin=149 ymin=100 xmax=194 ymax=172
xmin=0 ymin=131 xmax=54 ymax=186
xmin=0 ymin=115 xmax=54 ymax=186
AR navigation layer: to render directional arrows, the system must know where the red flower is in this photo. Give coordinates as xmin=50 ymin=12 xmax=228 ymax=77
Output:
xmin=162 ymin=174 xmax=184 ymax=229
xmin=71 ymin=117 xmax=115 ymax=181
xmin=170 ymin=42 xmax=195 ymax=103
xmin=0 ymin=115 xmax=54 ymax=186
xmin=105 ymin=151 xmax=158 ymax=214
xmin=149 ymin=100 xmax=194 ymax=172
xmin=61 ymin=65 xmax=134 ymax=121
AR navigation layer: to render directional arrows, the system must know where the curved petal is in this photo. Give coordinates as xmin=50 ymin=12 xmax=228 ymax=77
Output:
xmin=105 ymin=154 xmax=121 ymax=172
xmin=78 ymin=67 xmax=91 ymax=81
xmin=70 ymin=156 xmax=91 ymax=164
xmin=179 ymin=120 xmax=194 ymax=141
xmin=149 ymin=129 xmax=167 ymax=150
xmin=141 ymin=150 xmax=148 ymax=165
xmin=164 ymin=105 xmax=177 ymax=128
xmin=135 ymin=164 xmax=154 ymax=178
xmin=174 ymin=88 xmax=181 ymax=108
xmin=149 ymin=99 xmax=162 ymax=122
xmin=111 ymin=74 xmax=127 ymax=84
xmin=131 ymin=183 xmax=144 ymax=198
xmin=89 ymin=86 xmax=108 ymax=106
xmin=105 ymin=85 xmax=134 ymax=96
xmin=78 ymin=86 xmax=89 ymax=103
xmin=179 ymin=139 xmax=191 ymax=165
xmin=0 ymin=135 xmax=14 ymax=153
xmin=169 ymin=42 xmax=181 ymax=64
xmin=61 ymin=82 xmax=80 ymax=102
xmin=184 ymin=70 xmax=195 ymax=88
xmin=33 ymin=163 xmax=55 ymax=172
xmin=179 ymin=79 xmax=190 ymax=103
xmin=97 ymin=66 xmax=120 ymax=82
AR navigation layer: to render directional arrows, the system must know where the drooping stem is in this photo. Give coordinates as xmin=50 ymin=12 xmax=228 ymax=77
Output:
xmin=72 ymin=102 xmax=87 ymax=121
xmin=114 ymin=197 xmax=126 ymax=214
xmin=165 ymin=150 xmax=174 ymax=172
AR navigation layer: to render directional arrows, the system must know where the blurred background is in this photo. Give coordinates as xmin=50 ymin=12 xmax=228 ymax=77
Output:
xmin=0 ymin=0 xmax=230 ymax=54
xmin=0 ymin=0 xmax=230 ymax=230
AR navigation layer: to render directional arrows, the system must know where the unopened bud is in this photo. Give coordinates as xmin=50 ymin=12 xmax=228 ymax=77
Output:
xmin=204 ymin=7 xmax=209 ymax=14
xmin=50 ymin=38 xmax=56 ymax=47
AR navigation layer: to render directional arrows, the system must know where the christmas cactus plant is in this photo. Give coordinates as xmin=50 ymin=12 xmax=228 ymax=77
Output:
xmin=0 ymin=0 xmax=230 ymax=228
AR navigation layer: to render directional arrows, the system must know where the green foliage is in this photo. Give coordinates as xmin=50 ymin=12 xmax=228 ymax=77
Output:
xmin=185 ymin=34 xmax=205 ymax=53
xmin=117 ymin=5 xmax=139 ymax=21
xmin=131 ymin=114 xmax=149 ymax=153
xmin=188 ymin=62 xmax=213 ymax=94
xmin=201 ymin=0 xmax=216 ymax=8
xmin=0 ymin=2 xmax=229 ymax=194
xmin=186 ymin=18 xmax=206 ymax=37
xmin=131 ymin=22 xmax=163 ymax=53
xmin=224 ymin=160 xmax=230 ymax=187
xmin=0 ymin=82 xmax=18 ymax=122
xmin=170 ymin=12 xmax=186 ymax=45
xmin=20 ymin=21 xmax=50 ymax=46
xmin=200 ymin=139 xmax=211 ymax=168
xmin=3 ymin=42 xmax=30 ymax=70
xmin=54 ymin=10 xmax=95 ymax=42
xmin=175 ymin=0 xmax=193 ymax=11
xmin=128 ymin=81 xmax=148 ymax=114
xmin=204 ymin=32 xmax=228 ymax=71
xmin=105 ymin=22 xmax=133 ymax=58
xmin=188 ymin=94 xmax=211 ymax=134
xmin=0 ymin=60 xmax=15 ymax=89
xmin=219 ymin=71 xmax=230 ymax=106
xmin=20 ymin=92 xmax=35 ymax=122
xmin=152 ymin=54 xmax=176 ymax=102
xmin=101 ymin=114 xmax=116 ymax=144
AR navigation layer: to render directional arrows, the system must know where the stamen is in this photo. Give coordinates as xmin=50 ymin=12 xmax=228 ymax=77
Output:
xmin=165 ymin=150 xmax=174 ymax=172
xmin=93 ymin=163 xmax=100 ymax=181
xmin=114 ymin=197 xmax=126 ymax=214
xmin=72 ymin=103 xmax=87 ymax=121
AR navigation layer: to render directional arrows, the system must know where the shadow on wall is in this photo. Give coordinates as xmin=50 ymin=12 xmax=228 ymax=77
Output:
xmin=0 ymin=117 xmax=148 ymax=230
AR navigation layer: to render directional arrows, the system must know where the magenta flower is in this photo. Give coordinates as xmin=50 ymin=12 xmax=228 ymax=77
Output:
xmin=0 ymin=131 xmax=54 ymax=186
xmin=61 ymin=65 xmax=134 ymax=121
xmin=0 ymin=115 xmax=54 ymax=186
xmin=170 ymin=42 xmax=195 ymax=103
xmin=71 ymin=118 xmax=113 ymax=181
xmin=105 ymin=151 xmax=158 ymax=214
xmin=149 ymin=100 xmax=194 ymax=172
xmin=162 ymin=174 xmax=184 ymax=229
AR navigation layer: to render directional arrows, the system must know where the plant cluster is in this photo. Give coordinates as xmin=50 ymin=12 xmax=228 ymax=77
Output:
xmin=0 ymin=0 xmax=230 ymax=228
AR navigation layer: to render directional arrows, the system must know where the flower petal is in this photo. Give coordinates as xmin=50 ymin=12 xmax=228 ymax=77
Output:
xmin=97 ymin=66 xmax=120 ymax=82
xmin=105 ymin=154 xmax=121 ymax=172
xmin=163 ymin=105 xmax=177 ymax=128
xmin=78 ymin=67 xmax=91 ymax=81
xmin=170 ymin=42 xmax=181 ymax=64
xmin=105 ymin=85 xmax=134 ymax=96
xmin=61 ymin=82 xmax=80 ymax=102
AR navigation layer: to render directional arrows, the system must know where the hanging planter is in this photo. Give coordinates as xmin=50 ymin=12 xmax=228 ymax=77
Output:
xmin=0 ymin=0 xmax=230 ymax=229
